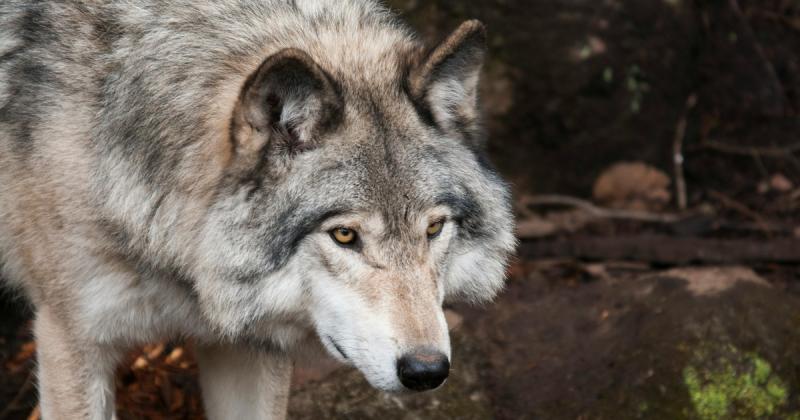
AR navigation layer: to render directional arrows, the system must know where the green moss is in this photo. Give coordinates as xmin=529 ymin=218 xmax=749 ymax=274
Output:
xmin=683 ymin=346 xmax=791 ymax=420
xmin=767 ymin=378 xmax=788 ymax=401
xmin=636 ymin=401 xmax=649 ymax=413
xmin=684 ymin=367 xmax=729 ymax=420
xmin=753 ymin=357 xmax=772 ymax=383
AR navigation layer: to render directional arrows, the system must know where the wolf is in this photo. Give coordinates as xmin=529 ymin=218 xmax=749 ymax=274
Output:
xmin=0 ymin=0 xmax=515 ymax=418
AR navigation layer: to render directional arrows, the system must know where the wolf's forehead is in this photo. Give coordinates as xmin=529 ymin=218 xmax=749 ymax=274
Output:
xmin=303 ymin=91 xmax=487 ymax=214
xmin=315 ymin=137 xmax=475 ymax=221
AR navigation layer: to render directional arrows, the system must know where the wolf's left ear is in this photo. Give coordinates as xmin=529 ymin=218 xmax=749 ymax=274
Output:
xmin=232 ymin=48 xmax=342 ymax=155
xmin=409 ymin=20 xmax=487 ymax=142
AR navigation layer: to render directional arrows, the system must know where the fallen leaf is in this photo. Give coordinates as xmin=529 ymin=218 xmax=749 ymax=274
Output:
xmin=6 ymin=341 xmax=36 ymax=372
xmin=593 ymin=162 xmax=671 ymax=211
xmin=132 ymin=356 xmax=149 ymax=370
xmin=169 ymin=389 xmax=185 ymax=412
xmin=26 ymin=405 xmax=40 ymax=420
xmin=165 ymin=347 xmax=184 ymax=365
xmin=145 ymin=343 xmax=165 ymax=360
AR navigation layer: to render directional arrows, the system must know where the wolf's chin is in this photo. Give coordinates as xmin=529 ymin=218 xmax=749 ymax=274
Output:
xmin=318 ymin=334 xmax=407 ymax=392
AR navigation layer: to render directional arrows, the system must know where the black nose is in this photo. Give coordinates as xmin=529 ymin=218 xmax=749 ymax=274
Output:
xmin=396 ymin=349 xmax=450 ymax=391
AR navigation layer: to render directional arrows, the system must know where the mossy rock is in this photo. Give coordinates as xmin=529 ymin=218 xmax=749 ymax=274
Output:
xmin=461 ymin=266 xmax=800 ymax=419
xmin=683 ymin=344 xmax=791 ymax=420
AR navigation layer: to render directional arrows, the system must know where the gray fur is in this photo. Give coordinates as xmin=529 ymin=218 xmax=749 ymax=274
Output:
xmin=0 ymin=1 xmax=515 ymax=418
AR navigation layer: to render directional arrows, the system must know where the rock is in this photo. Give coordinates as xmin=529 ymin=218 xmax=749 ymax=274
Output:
xmin=658 ymin=266 xmax=769 ymax=297
xmin=683 ymin=344 xmax=789 ymax=420
xmin=769 ymin=173 xmax=794 ymax=193
xmin=461 ymin=265 xmax=800 ymax=419
xmin=593 ymin=162 xmax=672 ymax=211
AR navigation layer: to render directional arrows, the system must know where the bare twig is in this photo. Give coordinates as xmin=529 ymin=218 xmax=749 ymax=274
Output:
xmin=520 ymin=195 xmax=681 ymax=224
xmin=673 ymin=94 xmax=697 ymax=210
xmin=695 ymin=140 xmax=800 ymax=158
xmin=752 ymin=151 xmax=770 ymax=179
xmin=707 ymin=190 xmax=775 ymax=234
xmin=518 ymin=194 xmax=795 ymax=239
xmin=519 ymin=235 xmax=800 ymax=265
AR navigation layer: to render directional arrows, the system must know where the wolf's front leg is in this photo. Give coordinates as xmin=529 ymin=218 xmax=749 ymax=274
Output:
xmin=196 ymin=343 xmax=293 ymax=420
xmin=35 ymin=306 xmax=120 ymax=420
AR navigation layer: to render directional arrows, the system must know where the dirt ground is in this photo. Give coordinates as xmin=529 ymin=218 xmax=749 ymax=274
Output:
xmin=3 ymin=263 xmax=800 ymax=419
xmin=2 ymin=0 xmax=800 ymax=419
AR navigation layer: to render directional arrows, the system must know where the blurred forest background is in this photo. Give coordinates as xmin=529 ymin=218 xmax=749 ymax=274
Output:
xmin=2 ymin=0 xmax=800 ymax=419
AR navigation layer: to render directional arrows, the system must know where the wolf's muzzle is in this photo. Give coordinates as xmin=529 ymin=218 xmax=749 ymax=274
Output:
xmin=396 ymin=349 xmax=450 ymax=391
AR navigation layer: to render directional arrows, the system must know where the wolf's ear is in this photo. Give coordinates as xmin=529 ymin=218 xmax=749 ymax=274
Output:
xmin=232 ymin=48 xmax=342 ymax=155
xmin=409 ymin=20 xmax=487 ymax=142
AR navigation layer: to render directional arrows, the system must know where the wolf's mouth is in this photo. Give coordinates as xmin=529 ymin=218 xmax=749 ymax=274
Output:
xmin=325 ymin=335 xmax=348 ymax=360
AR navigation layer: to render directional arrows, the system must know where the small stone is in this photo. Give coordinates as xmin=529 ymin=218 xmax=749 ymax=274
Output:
xmin=584 ymin=264 xmax=609 ymax=279
xmin=469 ymin=392 xmax=484 ymax=402
xmin=600 ymin=310 xmax=610 ymax=321
xmin=592 ymin=162 xmax=671 ymax=211
xmin=769 ymin=174 xmax=794 ymax=192
xmin=588 ymin=35 xmax=607 ymax=55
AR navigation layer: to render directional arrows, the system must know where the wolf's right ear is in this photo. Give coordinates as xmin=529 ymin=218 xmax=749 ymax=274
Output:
xmin=231 ymin=48 xmax=342 ymax=155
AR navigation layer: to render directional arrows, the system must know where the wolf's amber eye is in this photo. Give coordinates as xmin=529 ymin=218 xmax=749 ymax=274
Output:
xmin=331 ymin=227 xmax=357 ymax=245
xmin=426 ymin=220 xmax=444 ymax=238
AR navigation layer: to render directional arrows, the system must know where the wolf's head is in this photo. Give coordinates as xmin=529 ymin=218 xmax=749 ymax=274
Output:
xmin=194 ymin=20 xmax=515 ymax=392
